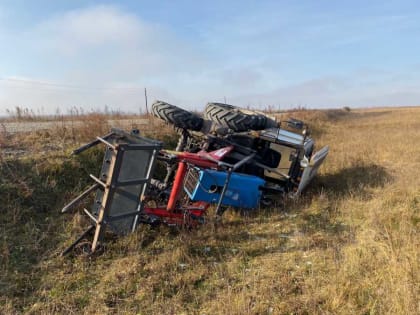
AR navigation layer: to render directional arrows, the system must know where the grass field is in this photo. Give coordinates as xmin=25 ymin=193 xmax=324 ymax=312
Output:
xmin=1 ymin=107 xmax=419 ymax=314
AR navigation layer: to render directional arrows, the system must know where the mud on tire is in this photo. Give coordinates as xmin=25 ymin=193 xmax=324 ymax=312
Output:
xmin=152 ymin=101 xmax=204 ymax=131
xmin=204 ymin=103 xmax=278 ymax=132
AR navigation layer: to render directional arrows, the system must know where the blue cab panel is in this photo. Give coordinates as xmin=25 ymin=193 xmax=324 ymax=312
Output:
xmin=184 ymin=168 xmax=265 ymax=208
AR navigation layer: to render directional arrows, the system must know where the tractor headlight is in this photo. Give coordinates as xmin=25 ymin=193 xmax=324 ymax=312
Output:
xmin=300 ymin=156 xmax=309 ymax=168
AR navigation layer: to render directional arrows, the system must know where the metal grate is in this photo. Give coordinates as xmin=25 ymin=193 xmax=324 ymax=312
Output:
xmin=184 ymin=167 xmax=200 ymax=196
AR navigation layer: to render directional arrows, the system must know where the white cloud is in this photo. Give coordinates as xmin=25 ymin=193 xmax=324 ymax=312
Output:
xmin=0 ymin=5 xmax=207 ymax=114
xmin=26 ymin=5 xmax=203 ymax=78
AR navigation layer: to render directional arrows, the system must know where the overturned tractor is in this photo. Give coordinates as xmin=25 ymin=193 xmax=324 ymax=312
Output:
xmin=61 ymin=102 xmax=328 ymax=255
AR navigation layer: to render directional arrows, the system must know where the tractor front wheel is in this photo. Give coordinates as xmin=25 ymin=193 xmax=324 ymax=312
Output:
xmin=152 ymin=101 xmax=204 ymax=131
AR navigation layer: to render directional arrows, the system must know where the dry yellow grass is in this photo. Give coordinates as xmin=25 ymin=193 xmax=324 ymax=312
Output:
xmin=0 ymin=107 xmax=419 ymax=314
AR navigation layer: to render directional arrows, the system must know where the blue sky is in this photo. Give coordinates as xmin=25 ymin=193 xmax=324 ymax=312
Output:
xmin=0 ymin=0 xmax=419 ymax=115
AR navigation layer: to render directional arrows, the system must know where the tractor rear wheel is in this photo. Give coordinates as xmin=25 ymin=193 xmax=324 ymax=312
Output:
xmin=204 ymin=103 xmax=278 ymax=132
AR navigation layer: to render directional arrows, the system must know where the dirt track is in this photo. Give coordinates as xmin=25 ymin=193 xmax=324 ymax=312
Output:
xmin=0 ymin=118 xmax=149 ymax=134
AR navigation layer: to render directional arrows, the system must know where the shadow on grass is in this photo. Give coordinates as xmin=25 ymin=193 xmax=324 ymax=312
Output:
xmin=310 ymin=163 xmax=392 ymax=198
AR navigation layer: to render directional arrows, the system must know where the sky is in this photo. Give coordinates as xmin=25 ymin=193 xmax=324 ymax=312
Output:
xmin=0 ymin=0 xmax=419 ymax=115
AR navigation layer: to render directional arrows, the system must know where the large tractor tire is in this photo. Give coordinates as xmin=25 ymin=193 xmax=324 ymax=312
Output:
xmin=152 ymin=101 xmax=204 ymax=131
xmin=204 ymin=103 xmax=278 ymax=132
